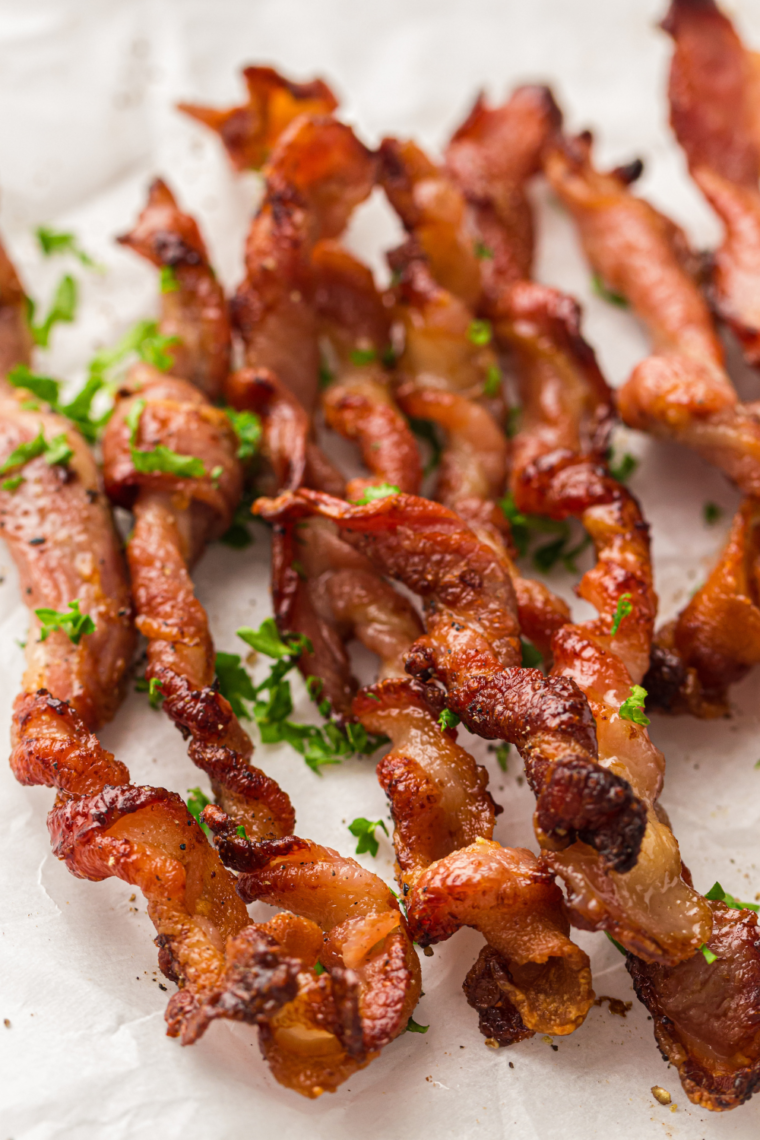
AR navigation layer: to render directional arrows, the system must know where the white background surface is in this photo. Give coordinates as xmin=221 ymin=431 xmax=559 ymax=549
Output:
xmin=1 ymin=1 xmax=760 ymax=1137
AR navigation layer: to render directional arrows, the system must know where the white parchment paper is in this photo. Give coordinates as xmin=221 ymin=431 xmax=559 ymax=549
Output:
xmin=1 ymin=1 xmax=760 ymax=1136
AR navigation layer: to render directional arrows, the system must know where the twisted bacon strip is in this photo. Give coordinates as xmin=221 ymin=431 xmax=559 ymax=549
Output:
xmin=204 ymin=805 xmax=422 ymax=1097
xmin=118 ymin=177 xmax=231 ymax=399
xmin=231 ymin=115 xmax=376 ymax=413
xmin=544 ymin=131 xmax=760 ymax=496
xmin=664 ymin=0 xmax=760 ymax=366
xmin=313 ymin=239 xmax=422 ymax=500
xmin=178 ymin=65 xmax=338 ymax=172
xmin=102 ymin=364 xmax=294 ymax=838
xmin=255 ymin=488 xmax=646 ymax=873
xmin=647 ymin=500 xmax=760 ymax=716
xmin=354 ymin=678 xmax=593 ymax=1044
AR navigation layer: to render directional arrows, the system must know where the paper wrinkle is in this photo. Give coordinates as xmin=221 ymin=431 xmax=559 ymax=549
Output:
xmin=1 ymin=0 xmax=760 ymax=1138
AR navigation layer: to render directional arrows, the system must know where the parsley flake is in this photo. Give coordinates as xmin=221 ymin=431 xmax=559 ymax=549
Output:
xmin=236 ymin=825 xmax=248 ymax=840
xmin=605 ymin=931 xmax=626 ymax=955
xmin=608 ymin=451 xmax=638 ymax=483
xmin=2 ymin=475 xmax=24 ymax=493
xmin=159 ymin=266 xmax=180 ymax=293
xmin=467 ymin=319 xmax=492 ymax=346
xmin=8 ymin=364 xmax=60 ymax=406
xmin=703 ymin=502 xmax=722 ymax=526
xmin=30 ymin=274 xmax=78 ymax=348
xmin=127 ymin=397 xmax=206 ymax=479
xmin=224 ymin=408 xmax=262 ymax=461
xmin=610 ymin=593 xmax=633 ymax=637
xmin=0 ymin=431 xmax=46 ymax=476
xmin=35 ymin=599 xmax=95 ymax=645
xmin=591 ymin=273 xmax=628 ymax=308
xmin=618 ymin=684 xmax=650 ymax=726
xmin=704 ymin=881 xmax=759 ymax=913
xmin=521 ymin=639 xmax=543 ymax=668
xmin=404 ymin=1017 xmax=429 ymax=1033
xmin=438 ymin=708 xmax=460 ymax=731
xmin=474 ymin=240 xmax=494 ymax=260
xmin=215 ymin=651 xmax=256 ymax=719
xmin=409 ymin=418 xmax=444 ymax=476
xmin=483 ymin=363 xmax=502 ymax=397
xmin=350 ymin=347 xmax=377 ymax=366
xmin=35 ymin=226 xmax=101 ymax=269
xmin=135 ymin=675 xmax=164 ymax=708
xmin=355 ymin=483 xmax=399 ymax=505
xmin=186 ymin=786 xmax=213 ymax=840
xmin=700 ymin=944 xmax=717 ymax=965
xmin=489 ymin=742 xmax=510 ymax=772
xmin=348 ymin=817 xmax=388 ymax=857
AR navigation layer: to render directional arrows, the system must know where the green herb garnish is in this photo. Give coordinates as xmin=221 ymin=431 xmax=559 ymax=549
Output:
xmin=159 ymin=266 xmax=180 ymax=293
xmin=700 ymin=944 xmax=717 ymax=965
xmin=35 ymin=226 xmax=100 ymax=269
xmin=483 ymin=364 xmax=502 ymax=397
xmin=610 ymin=593 xmax=633 ymax=637
xmin=30 ymin=274 xmax=78 ymax=348
xmin=405 ymin=1017 xmax=429 ymax=1033
xmin=703 ymin=502 xmax=722 ymax=526
xmin=591 ymin=273 xmax=628 ymax=308
xmin=348 ymin=817 xmax=389 ymax=857
xmin=224 ymin=408 xmax=262 ymax=462
xmin=349 ymin=347 xmax=377 ymax=366
xmin=186 ymin=786 xmax=213 ymax=840
xmin=608 ymin=451 xmax=638 ymax=483
xmin=355 ymin=483 xmax=399 ymax=505
xmin=474 ymin=241 xmax=494 ymax=260
xmin=409 ymin=418 xmax=444 ymax=476
xmin=520 ymin=639 xmax=543 ymax=668
xmin=215 ymin=651 xmax=257 ymax=719
xmin=127 ymin=397 xmax=206 ymax=479
xmin=704 ymin=881 xmax=759 ymax=913
xmin=35 ymin=599 xmax=95 ymax=645
xmin=618 ymin=684 xmax=650 ymax=726
xmin=467 ymin=319 xmax=492 ymax=346
xmin=437 ymin=708 xmax=460 ymax=731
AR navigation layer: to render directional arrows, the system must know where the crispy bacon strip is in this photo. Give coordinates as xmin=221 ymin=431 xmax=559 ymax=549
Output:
xmin=204 ymin=807 xmax=422 ymax=1097
xmin=646 ymin=500 xmax=760 ymax=717
xmin=0 ymin=238 xmax=33 ymax=376
xmin=255 ymin=489 xmax=646 ymax=873
xmin=544 ymin=132 xmax=760 ymax=497
xmin=664 ymin=0 xmax=760 ymax=365
xmin=0 ymin=392 xmax=135 ymax=730
xmin=231 ymin=116 xmax=377 ymax=413
xmin=354 ymin=678 xmax=593 ymax=1043
xmin=102 ymin=364 xmax=294 ymax=837
xmin=10 ymin=689 xmax=309 ymax=1048
xmin=224 ymin=366 xmax=345 ymax=496
xmin=118 ymin=178 xmax=230 ymax=399
xmin=178 ymin=65 xmax=338 ymax=171
xmin=627 ymin=901 xmax=760 ymax=1111
xmin=313 ymin=240 xmax=422 ymax=499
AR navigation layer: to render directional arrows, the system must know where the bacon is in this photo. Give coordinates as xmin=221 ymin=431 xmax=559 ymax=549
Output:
xmin=255 ymin=488 xmax=646 ymax=873
xmin=627 ymin=901 xmax=760 ymax=1111
xmin=0 ymin=392 xmax=135 ymax=730
xmin=664 ymin=0 xmax=760 ymax=366
xmin=10 ymin=689 xmax=308 ymax=1047
xmin=544 ymin=132 xmax=760 ymax=497
xmin=354 ymin=678 xmax=592 ymax=1042
xmin=204 ymin=807 xmax=422 ymax=1097
xmin=313 ymin=240 xmax=422 ymax=499
xmin=231 ymin=116 xmax=377 ymax=413
xmin=178 ymin=65 xmax=338 ymax=172
xmin=102 ymin=364 xmax=294 ymax=838
xmin=118 ymin=178 xmax=231 ymax=399
xmin=0 ymin=236 xmax=33 ymax=376
xmin=224 ymin=366 xmax=345 ymax=496
xmin=646 ymin=499 xmax=760 ymax=717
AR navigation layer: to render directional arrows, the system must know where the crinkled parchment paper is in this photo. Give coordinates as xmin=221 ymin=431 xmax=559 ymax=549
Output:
xmin=1 ymin=1 xmax=760 ymax=1137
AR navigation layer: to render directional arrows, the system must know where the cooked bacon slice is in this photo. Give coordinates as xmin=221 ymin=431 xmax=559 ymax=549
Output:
xmin=313 ymin=240 xmax=422 ymax=499
xmin=646 ymin=499 xmax=760 ymax=717
xmin=353 ymin=677 xmax=594 ymax=1042
xmin=544 ymin=132 xmax=760 ymax=496
xmin=10 ymin=689 xmax=306 ymax=1047
xmin=204 ymin=806 xmax=422 ymax=1097
xmin=231 ymin=116 xmax=376 ymax=413
xmin=255 ymin=488 xmax=646 ymax=873
xmin=224 ymin=366 xmax=345 ymax=496
xmin=118 ymin=178 xmax=231 ymax=399
xmin=178 ymin=65 xmax=338 ymax=172
xmin=627 ymin=901 xmax=760 ymax=1111
xmin=0 ymin=237 xmax=33 ymax=376
xmin=664 ymin=0 xmax=760 ymax=365
xmin=102 ymin=364 xmax=294 ymax=838
xmin=0 ymin=392 xmax=135 ymax=730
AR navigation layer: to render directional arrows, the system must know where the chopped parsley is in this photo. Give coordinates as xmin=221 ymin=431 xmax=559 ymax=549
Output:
xmin=349 ymin=347 xmax=377 ymax=366
xmin=135 ymin=675 xmax=164 ymax=708
xmin=607 ymin=450 xmax=638 ymax=483
xmin=318 ymin=359 xmax=334 ymax=389
xmin=618 ymin=684 xmax=650 ymax=726
xmin=348 ymin=817 xmax=389 ymax=857
xmin=313 ymin=961 xmax=326 ymax=975
xmin=224 ymin=408 xmax=261 ymax=462
xmin=404 ymin=1017 xmax=429 ymax=1034
xmin=220 ymin=489 xmax=255 ymax=549
xmin=236 ymin=825 xmax=248 ymax=840
xmin=0 ymin=429 xmax=73 ymax=477
xmin=506 ymin=407 xmax=522 ymax=439
xmin=591 ymin=273 xmax=628 ymax=308
xmin=474 ymin=241 xmax=494 ymax=260
xmin=605 ymin=931 xmax=626 ymax=955
xmin=35 ymin=599 xmax=95 ymax=645
xmin=126 ymin=397 xmax=206 ymax=479
xmin=704 ymin=881 xmax=759 ymax=913
xmin=489 ymin=742 xmax=510 ymax=772
xmin=409 ymin=418 xmax=444 ymax=476
xmin=355 ymin=483 xmax=400 ymax=505
xmin=7 ymin=364 xmax=60 ymax=406
xmin=229 ymin=619 xmax=388 ymax=774
xmin=2 ymin=475 xmax=24 ymax=493
xmin=159 ymin=266 xmax=180 ymax=293
xmin=703 ymin=502 xmax=722 ymax=526
xmin=499 ymin=492 xmax=569 ymax=560
xmin=437 ymin=708 xmax=460 ymax=731
xmin=521 ymin=639 xmax=543 ymax=668
xmin=89 ymin=319 xmax=179 ymax=383
xmin=381 ymin=344 xmax=397 ymax=368
xmin=186 ymin=786 xmax=213 ymax=840
xmin=532 ymin=532 xmax=591 ymax=575
xmin=467 ymin=319 xmax=492 ymax=346
xmin=700 ymin=944 xmax=717 ymax=965
xmin=483 ymin=364 xmax=502 ymax=397
xmin=215 ymin=651 xmax=257 ymax=719
xmin=610 ymin=593 xmax=633 ymax=637
xmin=43 ymin=433 xmax=74 ymax=468
xmin=35 ymin=226 xmax=101 ymax=269
xmin=29 ymin=274 xmax=78 ymax=348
